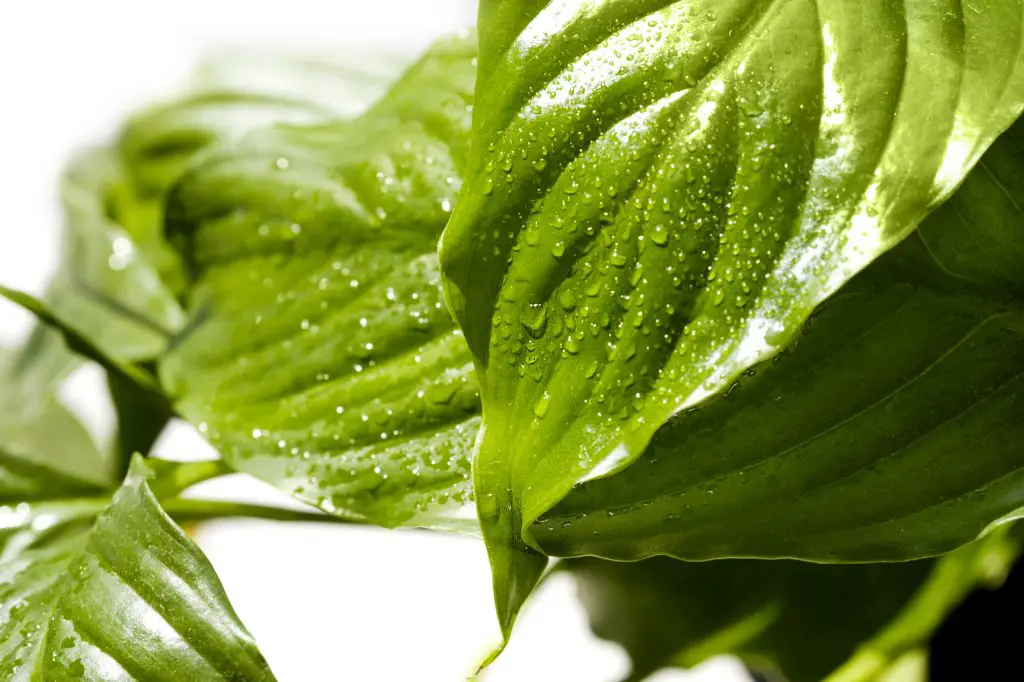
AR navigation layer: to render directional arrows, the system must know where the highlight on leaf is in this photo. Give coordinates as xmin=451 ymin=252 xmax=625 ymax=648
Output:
xmin=0 ymin=457 xmax=275 ymax=680
xmin=440 ymin=0 xmax=1024 ymax=632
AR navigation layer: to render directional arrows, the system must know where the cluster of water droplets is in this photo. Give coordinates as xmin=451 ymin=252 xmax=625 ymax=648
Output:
xmin=163 ymin=67 xmax=487 ymax=526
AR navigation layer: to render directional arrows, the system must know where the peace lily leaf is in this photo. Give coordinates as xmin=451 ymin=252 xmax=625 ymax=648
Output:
xmin=566 ymin=526 xmax=1021 ymax=682
xmin=160 ymin=35 xmax=481 ymax=532
xmin=1 ymin=148 xmax=183 ymax=453
xmin=533 ymin=119 xmax=1024 ymax=563
xmin=440 ymin=0 xmax=1024 ymax=628
xmin=13 ymin=50 xmax=414 ymax=476
xmin=0 ymin=456 xmax=275 ymax=681
xmin=0 ymin=285 xmax=172 ymax=483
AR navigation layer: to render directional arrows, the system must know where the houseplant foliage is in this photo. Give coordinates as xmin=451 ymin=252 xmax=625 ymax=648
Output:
xmin=1 ymin=1 xmax=1022 ymax=679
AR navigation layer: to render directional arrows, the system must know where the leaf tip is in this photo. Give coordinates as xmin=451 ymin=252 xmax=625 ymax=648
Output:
xmin=488 ymin=532 xmax=549 ymax=644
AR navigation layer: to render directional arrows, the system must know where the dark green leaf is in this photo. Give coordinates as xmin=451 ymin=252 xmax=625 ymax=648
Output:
xmin=160 ymin=35 xmax=482 ymax=532
xmin=107 ymin=361 xmax=173 ymax=474
xmin=0 ymin=456 xmax=275 ymax=681
xmin=566 ymin=525 xmax=1021 ymax=682
xmin=26 ymin=48 xmax=413 ymax=474
xmin=534 ymin=120 xmax=1024 ymax=563
xmin=440 ymin=0 xmax=1024 ymax=628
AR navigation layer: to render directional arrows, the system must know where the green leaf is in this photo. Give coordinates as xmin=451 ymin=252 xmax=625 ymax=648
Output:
xmin=0 ymin=285 xmax=167 ymax=407
xmin=440 ymin=0 xmax=1024 ymax=628
xmin=533 ymin=119 xmax=1024 ymax=563
xmin=0 ymin=348 xmax=113 ymax=492
xmin=49 ymin=147 xmax=185 ymax=364
xmin=120 ymin=48 xmax=407 ymax=203
xmin=20 ymin=47 xmax=414 ymax=475
xmin=160 ymin=35 xmax=482 ymax=532
xmin=0 ymin=447 xmax=105 ymax=507
xmin=565 ymin=525 xmax=1022 ymax=682
xmin=0 ymin=456 xmax=275 ymax=681
xmin=36 ymin=47 xmax=408 ymax=376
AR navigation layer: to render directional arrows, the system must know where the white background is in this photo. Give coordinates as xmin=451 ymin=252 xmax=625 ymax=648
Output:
xmin=0 ymin=3 xmax=748 ymax=681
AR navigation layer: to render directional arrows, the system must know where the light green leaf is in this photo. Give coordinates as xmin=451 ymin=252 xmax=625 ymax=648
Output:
xmin=16 ymin=46 xmax=415 ymax=474
xmin=440 ymin=0 xmax=1024 ymax=629
xmin=533 ymin=119 xmax=1024 ymax=563
xmin=566 ymin=525 xmax=1021 ymax=682
xmin=0 ymin=456 xmax=275 ymax=681
xmin=0 ymin=447 xmax=104 ymax=507
xmin=0 ymin=348 xmax=112 ymax=491
xmin=0 ymin=285 xmax=166 ymax=405
xmin=48 ymin=148 xmax=185 ymax=364
xmin=36 ymin=45 xmax=409 ymax=377
xmin=160 ymin=35 xmax=482 ymax=532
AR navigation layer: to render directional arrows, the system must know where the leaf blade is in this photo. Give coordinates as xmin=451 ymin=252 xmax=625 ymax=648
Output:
xmin=160 ymin=36 xmax=483 ymax=531
xmin=0 ymin=456 xmax=275 ymax=681
xmin=441 ymin=0 xmax=1024 ymax=627
xmin=533 ymin=120 xmax=1024 ymax=563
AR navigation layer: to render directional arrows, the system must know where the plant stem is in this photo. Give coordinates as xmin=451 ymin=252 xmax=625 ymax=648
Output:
xmin=161 ymin=498 xmax=364 ymax=526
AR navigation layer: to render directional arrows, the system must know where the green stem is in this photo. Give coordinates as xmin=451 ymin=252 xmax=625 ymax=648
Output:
xmin=161 ymin=498 xmax=363 ymax=525
xmin=165 ymin=459 xmax=235 ymax=492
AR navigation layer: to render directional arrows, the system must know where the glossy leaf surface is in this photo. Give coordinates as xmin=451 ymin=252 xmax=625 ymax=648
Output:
xmin=441 ymin=0 xmax=1024 ymax=627
xmin=161 ymin=36 xmax=482 ymax=531
xmin=534 ymin=120 xmax=1024 ymax=563
xmin=0 ymin=457 xmax=274 ymax=681
xmin=567 ymin=526 xmax=1021 ymax=682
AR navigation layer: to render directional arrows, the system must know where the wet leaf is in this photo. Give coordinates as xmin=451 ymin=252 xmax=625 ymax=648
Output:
xmin=0 ymin=456 xmax=274 ymax=681
xmin=160 ymin=36 xmax=482 ymax=532
xmin=534 ymin=120 xmax=1024 ymax=564
xmin=441 ymin=0 xmax=1024 ymax=630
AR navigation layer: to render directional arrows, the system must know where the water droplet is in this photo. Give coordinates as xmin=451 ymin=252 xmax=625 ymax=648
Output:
xmin=534 ymin=392 xmax=551 ymax=419
xmin=650 ymin=225 xmax=670 ymax=246
xmin=522 ymin=305 xmax=548 ymax=338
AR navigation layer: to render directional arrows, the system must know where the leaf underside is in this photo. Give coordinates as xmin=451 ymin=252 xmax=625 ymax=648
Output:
xmin=566 ymin=525 xmax=1022 ymax=682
